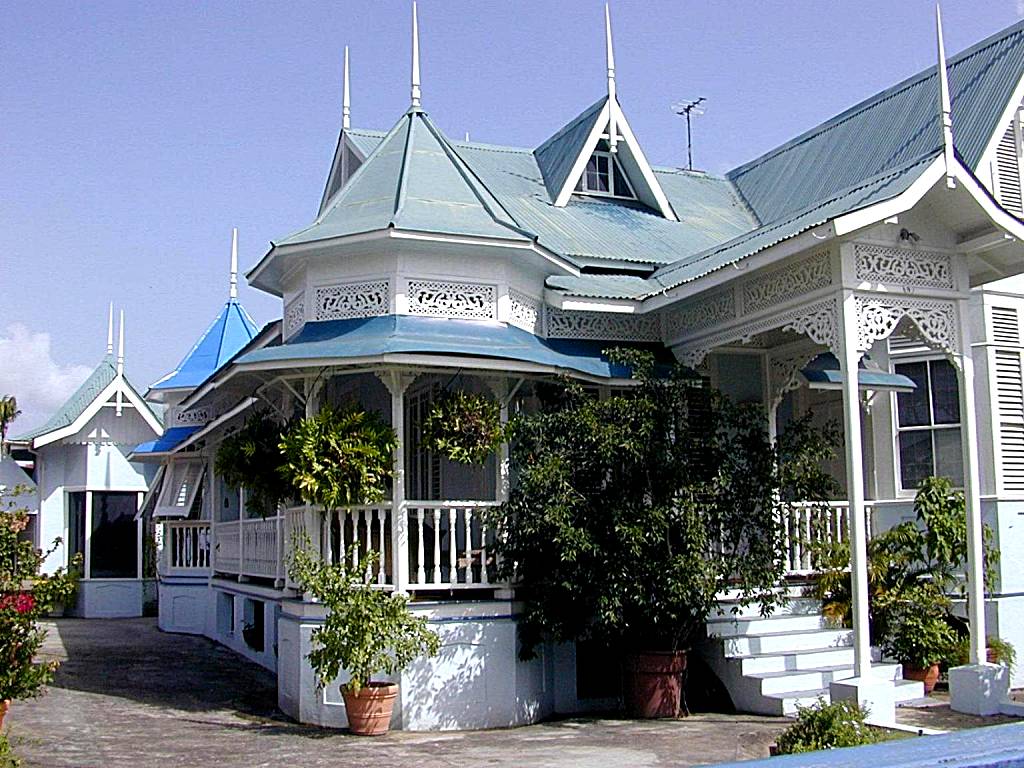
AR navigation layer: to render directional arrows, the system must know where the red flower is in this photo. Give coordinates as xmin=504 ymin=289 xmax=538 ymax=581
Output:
xmin=0 ymin=593 xmax=35 ymax=614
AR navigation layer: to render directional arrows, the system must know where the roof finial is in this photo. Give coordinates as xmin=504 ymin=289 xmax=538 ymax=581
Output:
xmin=342 ymin=46 xmax=351 ymax=131
xmin=936 ymin=3 xmax=956 ymax=189
xmin=605 ymin=3 xmax=617 ymax=153
xmin=411 ymin=1 xmax=421 ymax=109
xmin=230 ymin=227 xmax=239 ymax=300
xmin=116 ymin=309 xmax=125 ymax=377
xmin=106 ymin=302 xmax=114 ymax=356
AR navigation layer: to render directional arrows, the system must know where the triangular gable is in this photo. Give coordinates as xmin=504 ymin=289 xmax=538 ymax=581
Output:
xmin=534 ymin=97 xmax=678 ymax=221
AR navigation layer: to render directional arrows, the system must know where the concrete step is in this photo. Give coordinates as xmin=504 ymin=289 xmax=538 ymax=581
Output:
xmin=711 ymin=595 xmax=821 ymax=619
xmin=736 ymin=645 xmax=857 ymax=675
xmin=723 ymin=628 xmax=853 ymax=657
xmin=894 ymin=678 xmax=926 ymax=702
xmin=707 ymin=613 xmax=826 ymax=638
xmin=749 ymin=663 xmax=902 ymax=696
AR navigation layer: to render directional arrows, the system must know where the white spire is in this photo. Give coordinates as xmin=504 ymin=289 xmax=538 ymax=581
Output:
xmin=411 ymin=1 xmax=421 ymax=108
xmin=936 ymin=3 xmax=956 ymax=189
xmin=342 ymin=46 xmax=351 ymax=131
xmin=605 ymin=3 xmax=617 ymax=153
xmin=106 ymin=302 xmax=114 ymax=356
xmin=116 ymin=309 xmax=125 ymax=377
xmin=229 ymin=227 xmax=239 ymax=300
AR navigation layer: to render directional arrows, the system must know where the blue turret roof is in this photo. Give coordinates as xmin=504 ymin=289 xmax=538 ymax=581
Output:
xmin=150 ymin=300 xmax=258 ymax=392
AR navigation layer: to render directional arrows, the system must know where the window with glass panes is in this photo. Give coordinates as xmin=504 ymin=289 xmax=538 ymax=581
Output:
xmin=574 ymin=142 xmax=635 ymax=198
xmin=894 ymin=359 xmax=963 ymax=490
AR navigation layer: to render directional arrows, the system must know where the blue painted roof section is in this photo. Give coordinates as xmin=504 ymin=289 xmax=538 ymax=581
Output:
xmin=802 ymin=353 xmax=917 ymax=391
xmin=707 ymin=721 xmax=1024 ymax=768
xmin=728 ymin=19 xmax=1024 ymax=226
xmin=236 ymin=315 xmax=666 ymax=379
xmin=277 ymin=109 xmax=531 ymax=247
xmin=132 ymin=426 xmax=202 ymax=456
xmin=151 ymin=300 xmax=259 ymax=391
xmin=534 ymin=98 xmax=605 ymax=200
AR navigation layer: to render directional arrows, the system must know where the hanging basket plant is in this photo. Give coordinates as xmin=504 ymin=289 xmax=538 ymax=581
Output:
xmin=215 ymin=411 xmax=292 ymax=516
xmin=422 ymin=390 xmax=503 ymax=465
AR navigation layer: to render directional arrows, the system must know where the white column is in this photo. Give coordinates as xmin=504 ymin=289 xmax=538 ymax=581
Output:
xmin=384 ymin=371 xmax=414 ymax=593
xmin=84 ymin=490 xmax=93 ymax=580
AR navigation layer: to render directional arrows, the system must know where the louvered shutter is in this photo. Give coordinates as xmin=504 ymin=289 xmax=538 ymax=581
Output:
xmin=993 ymin=305 xmax=1024 ymax=492
xmin=155 ymin=461 xmax=205 ymax=518
xmin=995 ymin=121 xmax=1024 ymax=216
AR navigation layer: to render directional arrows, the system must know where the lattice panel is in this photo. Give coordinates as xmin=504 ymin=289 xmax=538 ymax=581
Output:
xmin=407 ymin=280 xmax=496 ymax=320
xmin=546 ymin=308 xmax=660 ymax=341
xmin=314 ymin=280 xmax=390 ymax=321
xmin=169 ymin=407 xmax=210 ymax=427
xmin=854 ymin=244 xmax=954 ymax=290
xmin=855 ymin=294 xmax=959 ymax=354
xmin=283 ymin=294 xmax=305 ymax=338
xmin=508 ymin=288 xmax=543 ymax=334
xmin=663 ymin=289 xmax=735 ymax=340
xmin=742 ymin=250 xmax=832 ymax=315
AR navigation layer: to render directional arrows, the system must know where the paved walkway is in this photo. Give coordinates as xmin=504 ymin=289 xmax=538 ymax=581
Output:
xmin=8 ymin=619 xmax=789 ymax=768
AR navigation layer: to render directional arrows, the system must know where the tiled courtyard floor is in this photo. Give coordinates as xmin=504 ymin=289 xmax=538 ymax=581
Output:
xmin=6 ymin=618 xmax=1020 ymax=767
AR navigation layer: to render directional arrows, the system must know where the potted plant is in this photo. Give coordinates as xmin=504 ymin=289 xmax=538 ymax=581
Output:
xmin=422 ymin=390 xmax=503 ymax=465
xmin=215 ymin=411 xmax=293 ymax=516
xmin=879 ymin=585 xmax=956 ymax=694
xmin=289 ymin=543 xmax=439 ymax=735
xmin=492 ymin=351 xmax=839 ymax=718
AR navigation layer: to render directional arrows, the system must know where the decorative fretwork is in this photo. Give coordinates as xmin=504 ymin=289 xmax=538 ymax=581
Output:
xmin=314 ymin=280 xmax=390 ymax=321
xmin=663 ymin=289 xmax=735 ymax=340
xmin=508 ymin=288 xmax=543 ymax=334
xmin=855 ymin=294 xmax=959 ymax=354
xmin=407 ymin=280 xmax=496 ymax=320
xmin=767 ymin=342 xmax=822 ymax=407
xmin=170 ymin=407 xmax=211 ymax=427
xmin=283 ymin=294 xmax=305 ymax=338
xmin=676 ymin=296 xmax=839 ymax=369
xmin=742 ymin=250 xmax=832 ymax=315
xmin=546 ymin=308 xmax=660 ymax=341
xmin=854 ymin=243 xmax=954 ymax=290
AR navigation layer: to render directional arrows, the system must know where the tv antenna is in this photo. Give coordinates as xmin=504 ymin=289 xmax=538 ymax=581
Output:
xmin=672 ymin=97 xmax=706 ymax=171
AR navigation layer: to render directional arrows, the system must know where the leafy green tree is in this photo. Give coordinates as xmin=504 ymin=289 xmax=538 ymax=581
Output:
xmin=493 ymin=350 xmax=839 ymax=657
xmin=0 ymin=396 xmax=20 ymax=455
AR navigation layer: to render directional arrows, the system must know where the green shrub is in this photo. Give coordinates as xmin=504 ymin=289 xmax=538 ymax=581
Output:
xmin=0 ymin=731 xmax=21 ymax=768
xmin=775 ymin=698 xmax=877 ymax=754
xmin=422 ymin=390 xmax=503 ymax=465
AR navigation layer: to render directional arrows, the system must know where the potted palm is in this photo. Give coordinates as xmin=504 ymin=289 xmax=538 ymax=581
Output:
xmin=880 ymin=585 xmax=956 ymax=694
xmin=281 ymin=404 xmax=441 ymax=735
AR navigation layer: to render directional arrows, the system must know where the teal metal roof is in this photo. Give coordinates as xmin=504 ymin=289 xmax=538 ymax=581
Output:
xmin=278 ymin=109 xmax=531 ymax=247
xmin=15 ymin=356 xmax=160 ymax=442
xmin=150 ymin=299 xmax=259 ymax=391
xmin=729 ymin=19 xmax=1024 ymax=226
xmin=534 ymin=98 xmax=606 ymax=200
xmin=346 ymin=129 xmax=387 ymax=158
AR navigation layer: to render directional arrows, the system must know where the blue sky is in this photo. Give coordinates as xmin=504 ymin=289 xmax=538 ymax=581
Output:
xmin=2 ymin=0 xmax=1022 ymax=430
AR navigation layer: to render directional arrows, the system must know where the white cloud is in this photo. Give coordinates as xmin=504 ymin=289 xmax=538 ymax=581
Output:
xmin=0 ymin=324 xmax=93 ymax=435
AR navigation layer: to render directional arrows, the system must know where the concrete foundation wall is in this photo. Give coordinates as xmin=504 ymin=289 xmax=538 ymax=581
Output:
xmin=158 ymin=577 xmax=214 ymax=635
xmin=73 ymin=578 xmax=151 ymax=618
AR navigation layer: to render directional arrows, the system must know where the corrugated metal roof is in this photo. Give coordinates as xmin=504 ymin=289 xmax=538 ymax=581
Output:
xmin=729 ymin=19 xmax=1024 ymax=226
xmin=534 ymin=98 xmax=606 ymax=200
xmin=150 ymin=299 xmax=259 ymax=391
xmin=346 ymin=129 xmax=386 ymax=158
xmin=237 ymin=315 xmax=667 ymax=379
xmin=132 ymin=426 xmax=202 ymax=455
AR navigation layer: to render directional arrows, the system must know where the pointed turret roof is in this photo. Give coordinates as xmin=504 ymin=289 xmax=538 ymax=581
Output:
xmin=276 ymin=108 xmax=532 ymax=248
xmin=150 ymin=300 xmax=258 ymax=393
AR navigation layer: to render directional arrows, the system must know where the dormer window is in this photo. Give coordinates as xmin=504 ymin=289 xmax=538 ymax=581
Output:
xmin=574 ymin=141 xmax=635 ymax=199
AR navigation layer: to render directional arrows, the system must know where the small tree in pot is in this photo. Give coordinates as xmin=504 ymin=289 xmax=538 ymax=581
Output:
xmin=492 ymin=351 xmax=839 ymax=718
xmin=280 ymin=404 xmax=440 ymax=734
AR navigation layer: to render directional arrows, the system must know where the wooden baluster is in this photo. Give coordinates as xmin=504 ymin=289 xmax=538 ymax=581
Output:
xmin=480 ymin=514 xmax=490 ymax=585
xmin=415 ymin=508 xmax=426 ymax=584
xmin=463 ymin=508 xmax=473 ymax=584
xmin=448 ymin=508 xmax=457 ymax=583
xmin=782 ymin=510 xmax=792 ymax=573
xmin=431 ymin=508 xmax=442 ymax=583
xmin=362 ymin=508 xmax=372 ymax=581
xmin=350 ymin=510 xmax=359 ymax=571
xmin=376 ymin=507 xmax=386 ymax=584
xmin=803 ymin=507 xmax=813 ymax=571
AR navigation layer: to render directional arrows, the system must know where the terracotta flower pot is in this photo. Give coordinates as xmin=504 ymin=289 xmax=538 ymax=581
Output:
xmin=902 ymin=663 xmax=940 ymax=694
xmin=624 ymin=650 xmax=688 ymax=719
xmin=0 ymin=700 xmax=9 ymax=730
xmin=342 ymin=682 xmax=398 ymax=736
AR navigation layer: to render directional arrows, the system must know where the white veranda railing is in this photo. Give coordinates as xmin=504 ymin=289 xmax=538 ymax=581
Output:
xmin=213 ymin=516 xmax=284 ymax=581
xmin=779 ymin=501 xmax=853 ymax=576
xmin=163 ymin=521 xmax=211 ymax=573
xmin=407 ymin=500 xmax=502 ymax=589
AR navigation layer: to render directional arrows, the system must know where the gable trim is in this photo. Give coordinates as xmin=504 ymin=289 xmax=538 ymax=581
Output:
xmin=32 ymin=378 xmax=162 ymax=449
xmin=976 ymin=70 xmax=1024 ymax=185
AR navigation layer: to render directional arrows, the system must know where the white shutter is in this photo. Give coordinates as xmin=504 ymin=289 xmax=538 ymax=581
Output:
xmin=995 ymin=121 xmax=1024 ymax=216
xmin=996 ymin=348 xmax=1024 ymax=492
xmin=991 ymin=306 xmax=1021 ymax=345
xmin=888 ymin=333 xmax=930 ymax=356
xmin=155 ymin=461 xmax=204 ymax=518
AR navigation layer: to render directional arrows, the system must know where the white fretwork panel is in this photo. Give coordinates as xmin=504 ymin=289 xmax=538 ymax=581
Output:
xmin=767 ymin=342 xmax=823 ymax=406
xmin=676 ymin=296 xmax=839 ymax=368
xmin=508 ymin=288 xmax=544 ymax=334
xmin=407 ymin=280 xmax=496 ymax=320
xmin=547 ymin=308 xmax=660 ymax=342
xmin=854 ymin=244 xmax=954 ymax=290
xmin=855 ymin=294 xmax=959 ymax=354
xmin=169 ymin=407 xmax=210 ymax=427
xmin=283 ymin=294 xmax=305 ymax=338
xmin=663 ymin=289 xmax=735 ymax=340
xmin=742 ymin=250 xmax=832 ymax=315
xmin=314 ymin=280 xmax=390 ymax=321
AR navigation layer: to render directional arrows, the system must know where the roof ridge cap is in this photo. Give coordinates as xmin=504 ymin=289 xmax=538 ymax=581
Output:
xmin=534 ymin=97 xmax=606 ymax=156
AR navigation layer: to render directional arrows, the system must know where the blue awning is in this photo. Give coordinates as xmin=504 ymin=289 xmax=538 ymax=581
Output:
xmin=235 ymin=315 xmax=670 ymax=379
xmin=132 ymin=426 xmax=203 ymax=457
xmin=801 ymin=353 xmax=917 ymax=392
